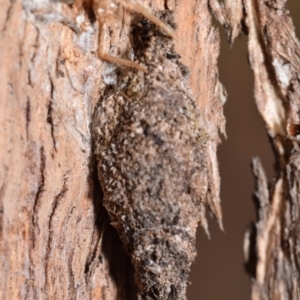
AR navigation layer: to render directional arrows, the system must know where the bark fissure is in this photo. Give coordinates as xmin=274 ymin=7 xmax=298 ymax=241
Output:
xmin=47 ymin=77 xmax=57 ymax=152
xmin=0 ymin=183 xmax=5 ymax=240
xmin=47 ymin=176 xmax=69 ymax=236
xmin=45 ymin=176 xmax=69 ymax=291
xmin=32 ymin=146 xmax=46 ymax=222
xmin=25 ymin=97 xmax=31 ymax=139
xmin=28 ymin=147 xmax=47 ymax=299
xmin=84 ymin=230 xmax=101 ymax=276
xmin=1 ymin=0 xmax=16 ymax=33
xmin=67 ymin=248 xmax=76 ymax=298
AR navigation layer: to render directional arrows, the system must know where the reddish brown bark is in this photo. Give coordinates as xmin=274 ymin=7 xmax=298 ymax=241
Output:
xmin=2 ymin=0 xmax=299 ymax=298
xmin=0 ymin=0 xmax=224 ymax=298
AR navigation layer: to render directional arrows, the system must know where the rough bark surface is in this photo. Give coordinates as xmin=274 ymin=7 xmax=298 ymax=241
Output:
xmin=2 ymin=0 xmax=300 ymax=299
xmin=0 ymin=0 xmax=224 ymax=299
xmin=241 ymin=0 xmax=300 ymax=299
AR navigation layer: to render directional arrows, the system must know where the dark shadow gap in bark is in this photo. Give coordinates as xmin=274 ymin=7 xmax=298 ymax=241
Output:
xmin=187 ymin=17 xmax=275 ymax=300
xmin=286 ymin=0 xmax=300 ymax=40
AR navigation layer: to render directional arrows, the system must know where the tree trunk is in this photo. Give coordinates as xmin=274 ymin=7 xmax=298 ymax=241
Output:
xmin=1 ymin=0 xmax=299 ymax=299
xmin=0 ymin=0 xmax=225 ymax=299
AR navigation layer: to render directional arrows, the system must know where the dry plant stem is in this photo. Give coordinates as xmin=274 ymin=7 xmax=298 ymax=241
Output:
xmin=124 ymin=0 xmax=176 ymax=39
xmin=241 ymin=0 xmax=300 ymax=299
xmin=98 ymin=22 xmax=147 ymax=72
xmin=74 ymin=0 xmax=175 ymax=71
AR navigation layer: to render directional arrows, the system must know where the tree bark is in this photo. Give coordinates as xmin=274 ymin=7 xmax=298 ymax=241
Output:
xmin=241 ymin=0 xmax=300 ymax=299
xmin=2 ymin=0 xmax=299 ymax=298
xmin=209 ymin=0 xmax=300 ymax=298
xmin=0 ymin=0 xmax=225 ymax=299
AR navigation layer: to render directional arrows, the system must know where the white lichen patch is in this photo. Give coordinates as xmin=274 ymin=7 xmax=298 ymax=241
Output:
xmin=273 ymin=58 xmax=292 ymax=89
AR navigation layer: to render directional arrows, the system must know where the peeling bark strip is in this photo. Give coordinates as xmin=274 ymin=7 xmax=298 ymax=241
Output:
xmin=0 ymin=0 xmax=225 ymax=299
xmin=242 ymin=0 xmax=300 ymax=299
xmin=93 ymin=15 xmax=223 ymax=299
xmin=208 ymin=0 xmax=243 ymax=43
